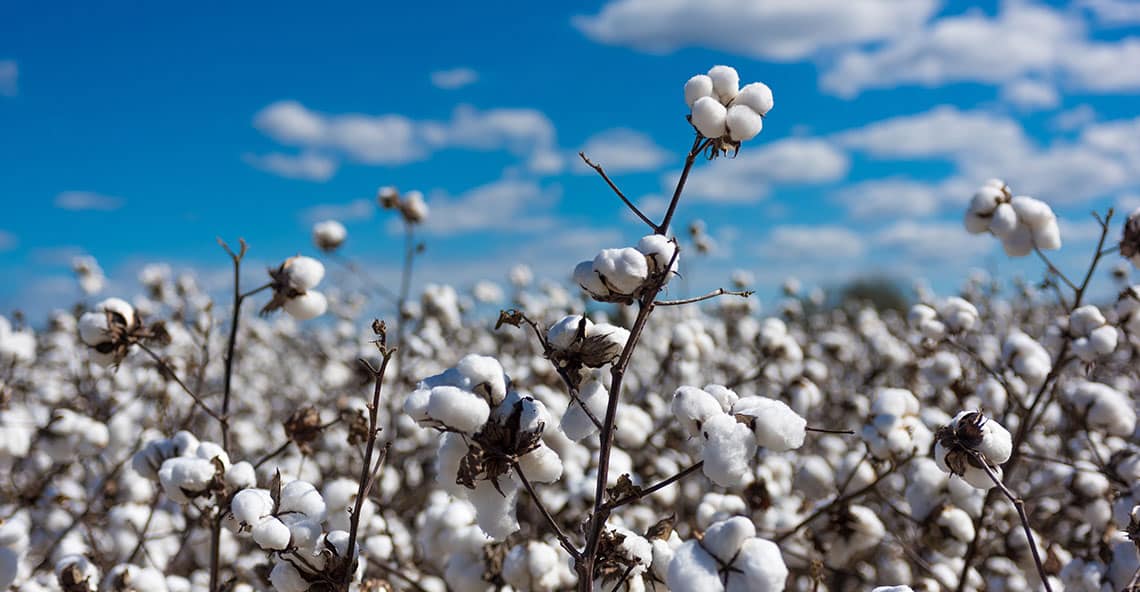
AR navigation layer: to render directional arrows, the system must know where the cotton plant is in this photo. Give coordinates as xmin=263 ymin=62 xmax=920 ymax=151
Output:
xmin=77 ymin=297 xmax=169 ymax=367
xmin=405 ymin=354 xmax=562 ymax=540
xmin=1063 ymin=305 xmax=1119 ymax=362
xmin=666 ymin=516 xmax=787 ymax=592
xmin=933 ymin=410 xmax=1013 ymax=489
xmin=684 ymin=65 xmax=773 ymax=152
xmin=573 ymin=234 xmax=678 ymax=304
xmin=964 ymin=179 xmax=1062 ymax=256
xmin=377 ymin=186 xmax=429 ymax=225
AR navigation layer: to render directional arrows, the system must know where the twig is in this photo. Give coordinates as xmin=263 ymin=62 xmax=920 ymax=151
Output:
xmin=657 ymin=136 xmax=710 ymax=235
xmin=579 ymin=151 xmax=656 ymax=230
xmin=972 ymin=451 xmax=1054 ymax=592
xmin=1034 ymin=247 xmax=1079 ymax=293
xmin=605 ymin=461 xmax=704 ymax=510
xmin=775 ymin=456 xmax=911 ymax=543
xmin=654 ymin=288 xmax=753 ymax=307
xmin=136 ymin=343 xmax=223 ymax=423
xmin=804 ymin=426 xmax=855 ymax=435
xmin=513 ymin=460 xmax=580 ymax=560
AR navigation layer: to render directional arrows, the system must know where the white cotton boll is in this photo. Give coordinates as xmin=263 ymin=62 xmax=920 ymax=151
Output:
xmin=1032 ymin=219 xmax=1061 ymax=250
xmin=231 ymin=488 xmax=274 ymax=526
xmin=195 ymin=441 xmax=229 ymax=467
xmin=922 ymin=351 xmax=962 ymax=387
xmin=942 ymin=297 xmax=979 ymax=332
xmin=1002 ymin=224 xmax=1035 ymax=257
xmin=672 ymin=386 xmax=726 ymax=437
xmin=593 ymin=247 xmax=649 ymax=295
xmin=703 ymin=384 xmax=740 ymax=413
xmin=280 ymin=480 xmax=326 ymax=521
xmin=988 ymin=203 xmax=1018 ymax=238
xmin=726 ymin=538 xmax=787 ymax=592
xmin=502 ymin=541 xmax=568 ymax=592
xmin=667 ymin=540 xmax=722 ymax=592
xmin=427 ymin=386 xmax=490 ymax=433
xmin=707 ymin=65 xmax=739 ymax=103
xmin=1003 ymin=332 xmax=1052 ymax=387
xmin=593 ymin=322 xmax=630 ymax=354
xmin=56 ymin=554 xmax=100 ymax=590
xmin=1066 ymin=381 xmax=1136 ymax=437
xmin=574 ymin=260 xmax=609 ymax=298
xmin=1088 ymin=325 xmax=1118 ymax=356
xmin=561 ymin=379 xmax=608 ymax=441
xmin=456 ymin=354 xmax=508 ymax=405
xmin=969 ymin=185 xmax=1002 ymax=215
xmin=312 ymin=220 xmax=347 ymax=252
xmin=908 ymin=304 xmax=936 ymax=329
xmin=733 ymin=396 xmax=806 ymax=451
xmin=404 ymin=388 xmax=432 ymax=423
xmin=282 ymin=256 xmax=325 ymax=291
xmin=684 ymin=74 xmax=714 ymax=108
xmin=1070 ymin=305 xmax=1106 ymax=336
xmin=547 ymin=315 xmax=592 ymax=351
xmin=224 ymin=461 xmax=257 ymax=491
xmin=252 ymin=518 xmax=292 ymax=550
xmin=700 ymin=413 xmax=757 ymax=488
xmin=269 ymin=561 xmax=310 ymax=592
xmin=691 ymin=96 xmax=728 ymax=139
xmin=403 ymin=190 xmax=430 ymax=223
xmin=78 ymin=312 xmax=111 ymax=346
xmin=283 ymin=290 xmax=327 ymax=320
xmin=702 ymin=516 xmax=755 ymax=563
xmin=726 ymin=105 xmax=763 ymax=142
xmin=158 ymin=457 xmax=216 ymax=504
xmin=469 ymin=480 xmax=520 ymax=540
xmin=637 ymin=234 xmax=679 ymax=279
xmin=517 ymin=444 xmax=562 ymax=483
xmin=735 ymin=82 xmax=774 ymax=116
xmin=614 ymin=403 xmax=652 ymax=448
xmin=1010 ymin=195 xmax=1055 ymax=230
xmin=964 ymin=210 xmax=991 ymax=234
xmin=436 ymin=432 xmax=469 ymax=494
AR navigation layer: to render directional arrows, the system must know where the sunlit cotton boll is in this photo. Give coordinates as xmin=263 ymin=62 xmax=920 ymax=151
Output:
xmin=707 ymin=65 xmax=739 ymax=103
xmin=684 ymin=74 xmax=714 ymax=108
xmin=283 ymin=290 xmax=327 ymax=321
xmin=735 ymin=82 xmax=774 ymax=116
xmin=1064 ymin=380 xmax=1136 ymax=437
xmin=690 ymin=96 xmax=728 ymax=139
xmin=726 ymin=105 xmax=763 ymax=142
xmin=592 ymin=247 xmax=649 ymax=295
xmin=700 ymin=413 xmax=757 ymax=488
xmin=282 ymin=256 xmax=325 ymax=292
xmin=732 ymin=396 xmax=806 ymax=451
xmin=312 ymin=220 xmax=347 ymax=252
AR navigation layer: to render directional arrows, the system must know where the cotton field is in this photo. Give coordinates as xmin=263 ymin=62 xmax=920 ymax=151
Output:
xmin=3 ymin=65 xmax=1140 ymax=592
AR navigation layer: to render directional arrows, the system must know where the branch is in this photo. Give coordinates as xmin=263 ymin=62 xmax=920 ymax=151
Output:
xmin=972 ymin=451 xmax=1054 ymax=592
xmin=654 ymin=288 xmax=753 ymax=307
xmin=513 ymin=461 xmax=581 ymax=560
xmin=136 ymin=343 xmax=223 ymax=423
xmin=579 ymin=152 xmax=656 ymax=231
xmin=605 ymin=460 xmax=704 ymax=510
xmin=657 ymin=136 xmax=710 ymax=236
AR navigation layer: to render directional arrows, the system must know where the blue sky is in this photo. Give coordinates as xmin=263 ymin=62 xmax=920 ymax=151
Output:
xmin=2 ymin=0 xmax=1140 ymax=318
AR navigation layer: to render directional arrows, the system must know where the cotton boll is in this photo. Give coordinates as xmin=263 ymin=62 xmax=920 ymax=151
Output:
xmin=547 ymin=315 xmax=592 ymax=351
xmin=667 ymin=540 xmax=722 ymax=592
xmin=427 ymin=386 xmax=490 ymax=433
xmin=158 ymin=457 xmax=217 ymax=504
xmin=726 ymin=105 xmax=763 ymax=142
xmin=592 ymin=322 xmax=630 ymax=355
xmin=252 ymin=518 xmax=291 ymax=551
xmin=735 ymin=82 xmax=773 ymax=116
xmin=402 ymin=190 xmax=430 ymax=223
xmin=969 ymin=185 xmax=1002 ymax=215
xmin=1010 ymin=195 xmax=1055 ymax=230
xmin=469 ymin=480 xmax=520 ymax=540
xmin=1070 ymin=305 xmax=1107 ymax=336
xmin=964 ymin=210 xmax=991 ymax=234
xmin=592 ymin=248 xmax=649 ymax=295
xmin=279 ymin=480 xmax=326 ymax=521
xmin=561 ymin=378 xmax=608 ymax=441
xmin=941 ymin=297 xmax=979 ymax=332
xmin=574 ymin=260 xmax=609 ymax=298
xmin=269 ymin=561 xmax=310 ymax=592
xmin=283 ymin=291 xmax=327 ymax=320
xmin=1032 ymin=220 xmax=1061 ymax=250
xmin=987 ymin=203 xmax=1017 ymax=238
xmin=456 ymin=354 xmax=508 ymax=405
xmin=637 ymin=234 xmax=679 ymax=279
xmin=691 ymin=96 xmax=728 ymax=139
xmin=1065 ymin=380 xmax=1136 ymax=437
xmin=614 ymin=403 xmax=652 ymax=448
xmin=684 ymin=74 xmax=714 ymax=108
xmin=312 ymin=220 xmax=347 ymax=252
xmin=725 ymin=537 xmax=787 ymax=592
xmin=282 ymin=256 xmax=325 ymax=291
xmin=231 ymin=488 xmax=274 ymax=527
xmin=672 ymin=386 xmax=726 ymax=437
xmin=1003 ymin=332 xmax=1052 ymax=387
xmin=732 ymin=396 xmax=806 ymax=451
xmin=55 ymin=554 xmax=100 ymax=591
xmin=404 ymin=388 xmax=432 ymax=423
xmin=700 ymin=413 xmax=757 ymax=488
xmin=701 ymin=516 xmax=755 ymax=563
xmin=707 ymin=65 xmax=739 ymax=103
xmin=1087 ymin=325 xmax=1118 ymax=356
xmin=224 ymin=461 xmax=257 ymax=491
xmin=1001 ymin=224 xmax=1035 ymax=257
xmin=517 ymin=444 xmax=562 ymax=483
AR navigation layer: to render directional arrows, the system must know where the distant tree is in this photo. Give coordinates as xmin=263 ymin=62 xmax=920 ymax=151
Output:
xmin=836 ymin=275 xmax=909 ymax=312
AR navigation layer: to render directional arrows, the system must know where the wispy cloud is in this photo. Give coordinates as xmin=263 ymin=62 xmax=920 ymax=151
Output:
xmin=299 ymin=198 xmax=375 ymax=225
xmin=431 ymin=67 xmax=478 ymax=90
xmin=418 ymin=178 xmax=560 ymax=235
xmin=575 ymin=129 xmax=670 ymax=174
xmin=679 ymin=138 xmax=849 ymax=203
xmin=0 ymin=60 xmax=16 ymax=97
xmin=54 ymin=191 xmax=125 ymax=211
xmin=244 ymin=152 xmax=338 ymax=181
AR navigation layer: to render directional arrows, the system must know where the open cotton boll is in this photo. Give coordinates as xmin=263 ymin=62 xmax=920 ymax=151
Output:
xmin=988 ymin=203 xmax=1018 ymax=238
xmin=725 ymin=538 xmax=787 ymax=592
xmin=593 ymin=247 xmax=649 ymax=295
xmin=1032 ymin=220 xmax=1061 ymax=250
xmin=252 ymin=517 xmax=292 ymax=550
xmin=312 ymin=220 xmax=347 ymax=252
xmin=1001 ymin=224 xmax=1035 ymax=257
xmin=502 ymin=541 xmax=572 ymax=592
xmin=941 ymin=297 xmax=979 ymax=332
xmin=547 ymin=315 xmax=592 ymax=351
xmin=1011 ymin=195 xmax=1056 ymax=230
xmin=283 ymin=291 xmax=327 ymax=320
xmin=672 ymin=386 xmax=727 ymax=437
xmin=701 ymin=516 xmax=755 ymax=563
xmin=691 ymin=96 xmax=728 ymax=139
xmin=732 ymin=396 xmax=806 ymax=451
xmin=456 ymin=354 xmax=508 ymax=405
xmin=469 ymin=480 xmax=520 ymax=540
xmin=1070 ymin=305 xmax=1107 ymax=336
xmin=282 ymin=256 xmax=325 ymax=292
xmin=592 ymin=322 xmax=630 ymax=354
xmin=1065 ymin=380 xmax=1136 ymax=437
xmin=517 ymin=444 xmax=563 ymax=483
xmin=279 ymin=480 xmax=326 ymax=521
xmin=969 ymin=184 xmax=1002 ymax=215
xmin=55 ymin=554 xmax=100 ymax=591
xmin=707 ymin=65 xmax=739 ymax=103
xmin=574 ymin=260 xmax=610 ymax=298
xmin=964 ymin=210 xmax=991 ymax=234
xmin=734 ymin=82 xmax=774 ymax=116
xmin=667 ymin=539 xmax=723 ymax=592
xmin=1003 ymin=331 xmax=1052 ymax=387
xmin=269 ymin=561 xmax=310 ymax=592
xmin=637 ymin=234 xmax=679 ymax=278
xmin=427 ymin=386 xmax=491 ymax=434
xmin=684 ymin=74 xmax=714 ymax=108
xmin=224 ymin=461 xmax=257 ymax=491
xmin=726 ymin=105 xmax=763 ymax=142
xmin=700 ymin=413 xmax=757 ymax=488
xmin=158 ymin=457 xmax=217 ymax=504
xmin=703 ymin=384 xmax=740 ymax=413
xmin=561 ymin=378 xmax=608 ymax=441
xmin=231 ymin=488 xmax=274 ymax=526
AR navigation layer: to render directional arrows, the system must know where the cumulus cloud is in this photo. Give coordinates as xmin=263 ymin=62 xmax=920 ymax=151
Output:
xmin=431 ymin=67 xmax=479 ymax=90
xmin=54 ymin=191 xmax=125 ymax=211
xmin=244 ymin=152 xmax=338 ymax=181
xmin=251 ymin=101 xmax=561 ymax=179
xmin=573 ymin=0 xmax=938 ymax=61
xmin=1001 ymin=79 xmax=1060 ymax=111
xmin=1079 ymin=0 xmax=1140 ymax=25
xmin=832 ymin=178 xmax=963 ymax=219
xmin=757 ymin=225 xmax=866 ymax=260
xmin=575 ymin=129 xmax=670 ymax=174
xmin=680 ymin=138 xmax=850 ymax=203
xmin=1050 ymin=105 xmax=1097 ymax=131
xmin=874 ymin=221 xmax=992 ymax=261
xmin=0 ymin=60 xmax=15 ymax=96
xmin=419 ymin=179 xmax=560 ymax=235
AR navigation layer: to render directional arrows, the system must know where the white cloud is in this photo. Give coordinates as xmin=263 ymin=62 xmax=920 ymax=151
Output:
xmin=836 ymin=106 xmax=1029 ymax=162
xmin=0 ymin=230 xmax=16 ymax=252
xmin=0 ymin=60 xmax=15 ymax=96
xmin=1001 ymin=79 xmax=1060 ymax=110
xmin=1060 ymin=38 xmax=1140 ymax=92
xmin=419 ymin=179 xmax=560 ymax=235
xmin=1117 ymin=194 xmax=1140 ymax=213
xmin=431 ymin=68 xmax=479 ymax=90
xmin=873 ymin=220 xmax=991 ymax=261
xmin=1080 ymin=0 xmax=1140 ymax=25
xmin=833 ymin=178 xmax=948 ymax=219
xmin=251 ymin=101 xmax=562 ymax=179
xmin=573 ymin=0 xmax=938 ymax=61
xmin=681 ymin=138 xmax=849 ymax=203
xmin=575 ymin=129 xmax=671 ymax=174
xmin=757 ymin=225 xmax=866 ymax=260
xmin=244 ymin=152 xmax=338 ymax=181
xmin=1050 ymin=105 xmax=1097 ymax=131
xmin=299 ymin=198 xmax=375 ymax=225
xmin=54 ymin=191 xmax=125 ymax=211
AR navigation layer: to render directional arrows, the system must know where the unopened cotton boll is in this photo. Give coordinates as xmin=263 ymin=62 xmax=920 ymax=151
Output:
xmin=684 ymin=74 xmax=714 ymax=108
xmin=707 ymin=65 xmax=739 ymax=103
xmin=283 ymin=290 xmax=327 ymax=320
xmin=734 ymin=82 xmax=773 ymax=116
xmin=725 ymin=105 xmax=763 ymax=142
xmin=691 ymin=96 xmax=728 ymax=139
